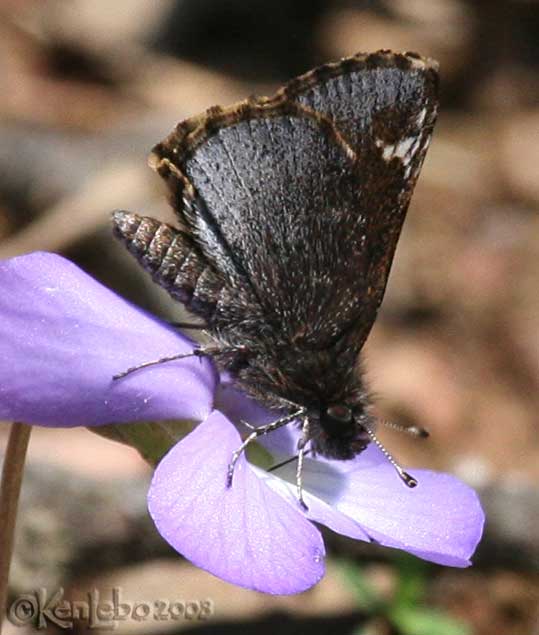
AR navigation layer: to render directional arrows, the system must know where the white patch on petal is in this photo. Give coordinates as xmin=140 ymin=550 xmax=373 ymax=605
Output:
xmin=266 ymin=455 xmax=347 ymax=504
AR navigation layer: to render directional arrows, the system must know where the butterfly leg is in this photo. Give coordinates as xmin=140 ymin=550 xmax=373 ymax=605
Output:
xmin=240 ymin=397 xmax=303 ymax=431
xmin=296 ymin=416 xmax=310 ymax=510
xmin=168 ymin=321 xmax=207 ymax=330
xmin=112 ymin=345 xmax=245 ymax=380
xmin=226 ymin=408 xmax=306 ymax=488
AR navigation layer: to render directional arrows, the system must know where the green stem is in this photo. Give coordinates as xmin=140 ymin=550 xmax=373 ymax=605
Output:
xmin=0 ymin=422 xmax=31 ymax=623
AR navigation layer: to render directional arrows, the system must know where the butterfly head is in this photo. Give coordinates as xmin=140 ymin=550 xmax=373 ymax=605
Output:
xmin=314 ymin=402 xmax=373 ymax=460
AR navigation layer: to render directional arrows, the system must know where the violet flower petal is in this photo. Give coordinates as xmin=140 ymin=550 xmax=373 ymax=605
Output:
xmin=148 ymin=410 xmax=326 ymax=594
xmin=216 ymin=391 xmax=483 ymax=565
xmin=0 ymin=252 xmax=216 ymax=426
xmin=215 ymin=380 xmax=299 ymax=455
xmin=262 ymin=446 xmax=484 ymax=566
xmin=255 ymin=460 xmax=373 ymax=542
xmin=334 ymin=460 xmax=484 ymax=566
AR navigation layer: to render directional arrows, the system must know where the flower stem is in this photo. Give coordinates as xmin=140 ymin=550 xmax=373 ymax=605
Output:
xmin=0 ymin=422 xmax=31 ymax=623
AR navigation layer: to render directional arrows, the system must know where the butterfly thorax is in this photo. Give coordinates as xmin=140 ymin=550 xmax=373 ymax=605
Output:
xmin=221 ymin=340 xmax=375 ymax=460
xmin=218 ymin=328 xmax=356 ymax=395
xmin=233 ymin=337 xmax=375 ymax=456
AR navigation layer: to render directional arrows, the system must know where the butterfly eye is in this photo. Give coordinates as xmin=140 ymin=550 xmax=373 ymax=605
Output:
xmin=327 ymin=405 xmax=353 ymax=423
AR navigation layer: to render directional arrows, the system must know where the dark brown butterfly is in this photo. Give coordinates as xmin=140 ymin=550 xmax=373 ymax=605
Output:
xmin=113 ymin=50 xmax=438 ymax=506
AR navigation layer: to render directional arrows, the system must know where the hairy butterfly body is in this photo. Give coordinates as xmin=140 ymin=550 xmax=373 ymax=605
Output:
xmin=113 ymin=50 xmax=438 ymax=499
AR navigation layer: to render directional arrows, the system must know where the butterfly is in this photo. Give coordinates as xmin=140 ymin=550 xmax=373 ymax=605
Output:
xmin=113 ymin=50 xmax=438 ymax=506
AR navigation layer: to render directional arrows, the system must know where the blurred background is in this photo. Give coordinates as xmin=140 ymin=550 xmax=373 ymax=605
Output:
xmin=1 ymin=1 xmax=538 ymax=633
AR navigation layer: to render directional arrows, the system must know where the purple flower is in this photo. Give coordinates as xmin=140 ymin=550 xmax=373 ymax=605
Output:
xmin=0 ymin=252 xmax=484 ymax=595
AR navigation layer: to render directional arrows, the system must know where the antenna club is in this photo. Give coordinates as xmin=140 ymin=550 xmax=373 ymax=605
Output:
xmin=402 ymin=472 xmax=418 ymax=488
xmin=380 ymin=420 xmax=430 ymax=439
xmin=409 ymin=425 xmax=430 ymax=438
xmin=363 ymin=425 xmax=420 ymax=488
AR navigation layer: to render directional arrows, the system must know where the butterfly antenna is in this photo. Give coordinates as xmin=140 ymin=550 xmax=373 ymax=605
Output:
xmin=380 ymin=419 xmax=429 ymax=438
xmin=363 ymin=425 xmax=418 ymax=488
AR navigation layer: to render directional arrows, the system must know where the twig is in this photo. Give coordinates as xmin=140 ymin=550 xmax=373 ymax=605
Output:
xmin=0 ymin=422 xmax=32 ymax=623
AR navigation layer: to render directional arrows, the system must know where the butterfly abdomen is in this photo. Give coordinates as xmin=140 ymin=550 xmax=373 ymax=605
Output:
xmin=112 ymin=210 xmax=223 ymax=319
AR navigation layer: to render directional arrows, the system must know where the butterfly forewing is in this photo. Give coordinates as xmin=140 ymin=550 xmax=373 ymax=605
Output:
xmin=281 ymin=52 xmax=439 ymax=343
xmin=148 ymin=51 xmax=438 ymax=349
xmin=182 ymin=113 xmax=375 ymax=345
